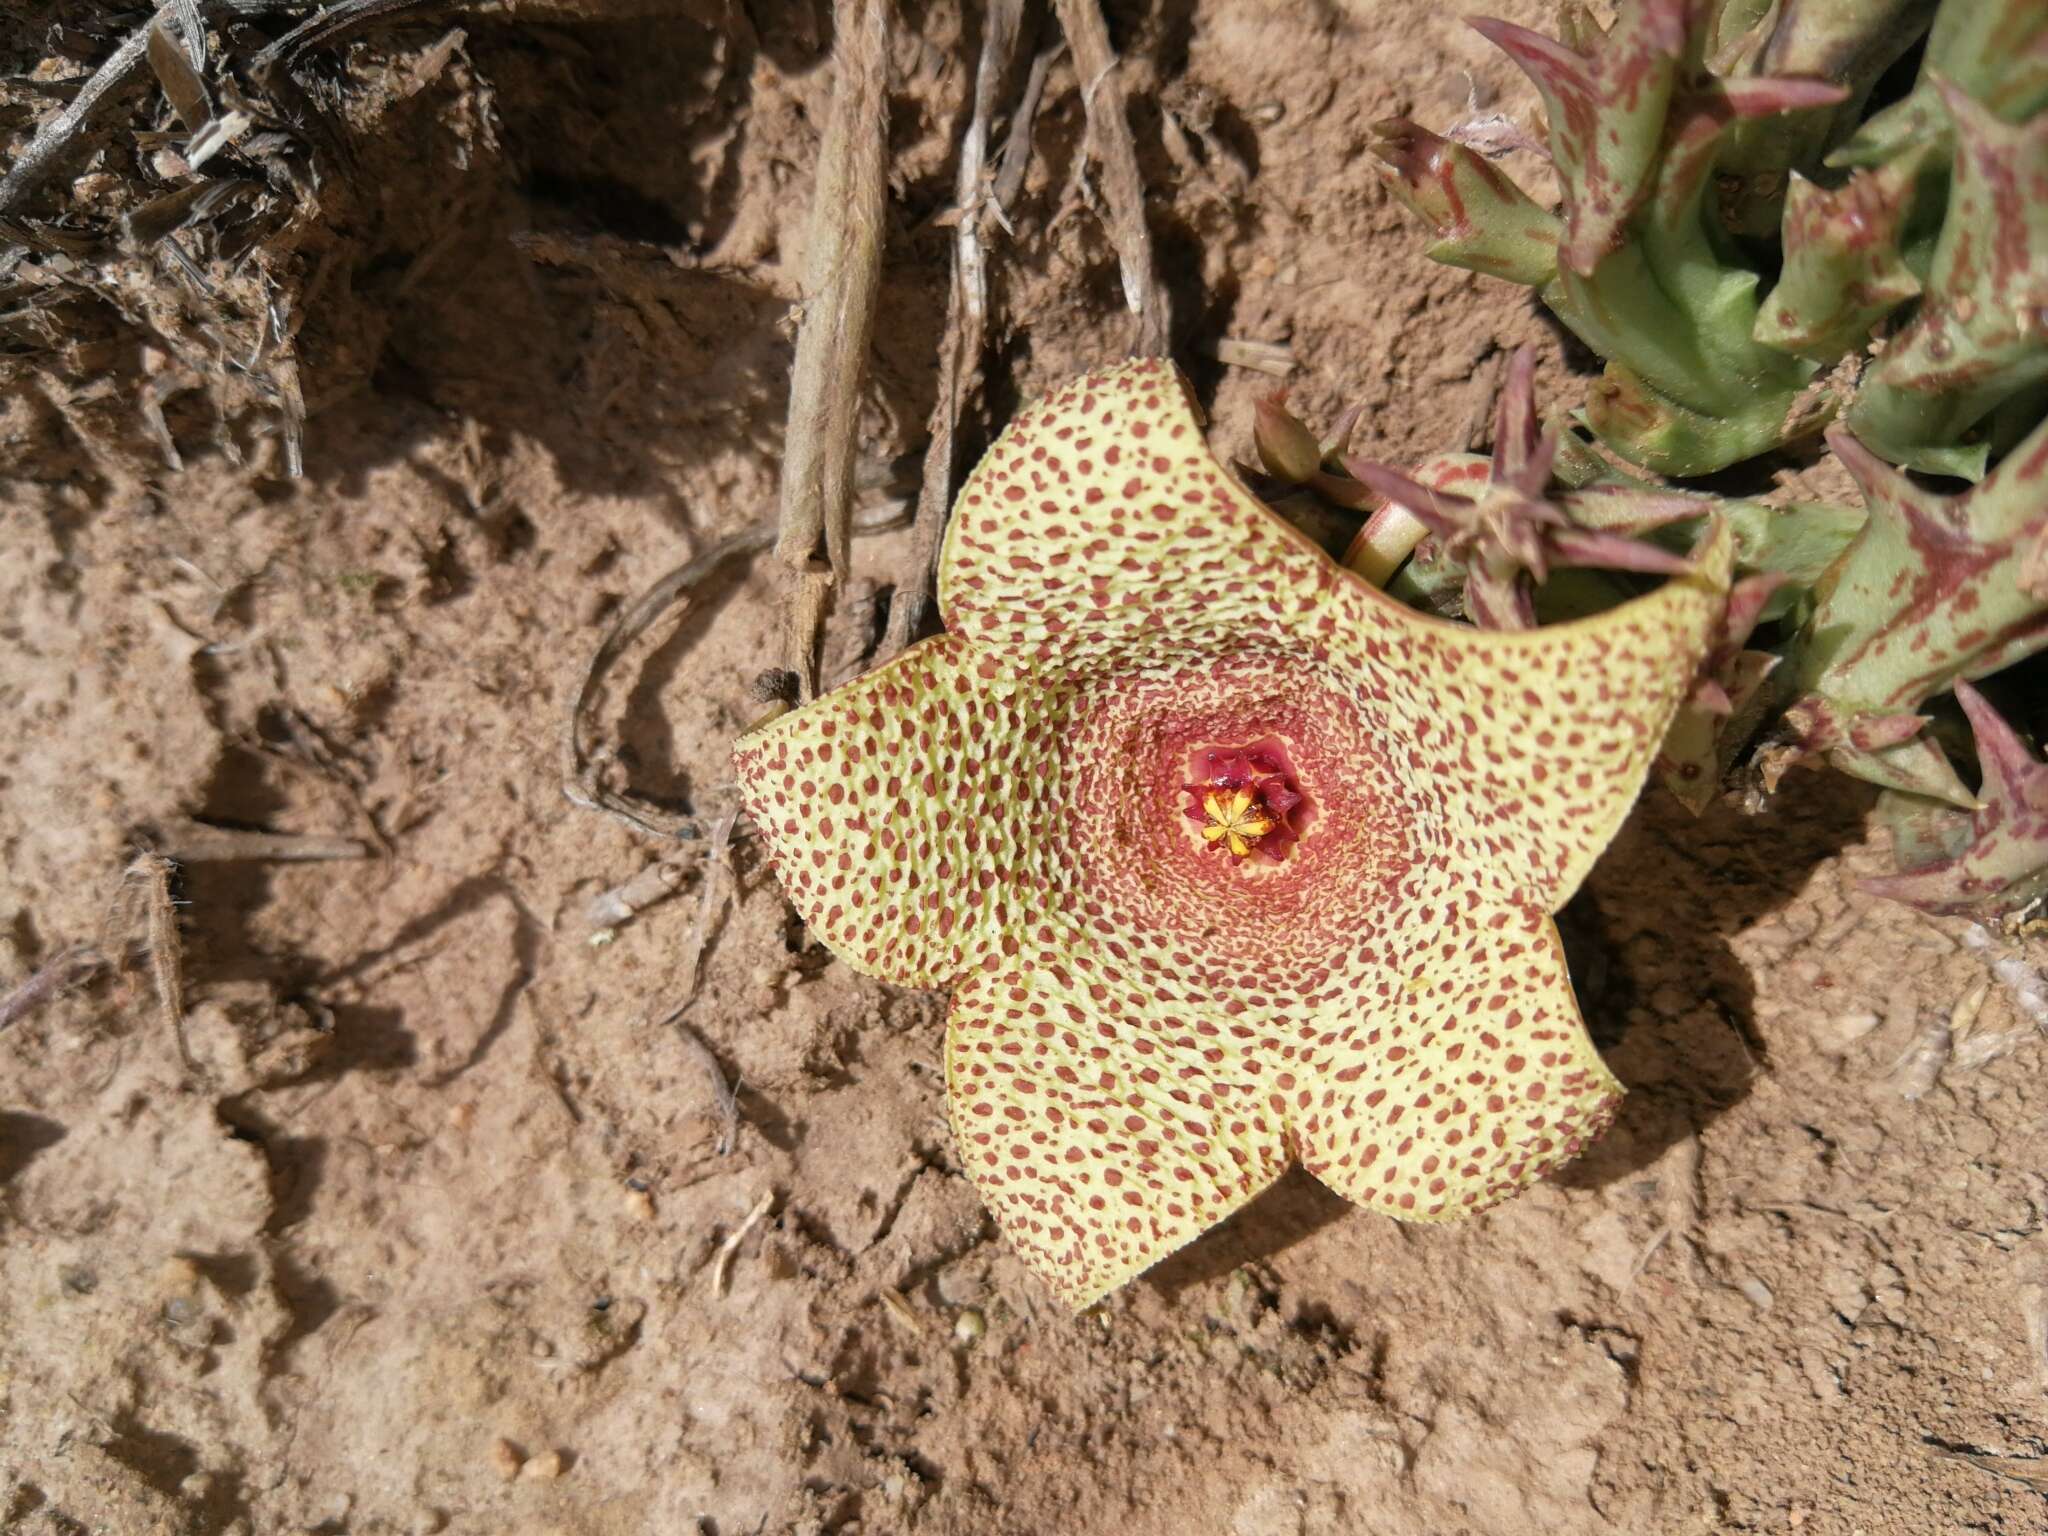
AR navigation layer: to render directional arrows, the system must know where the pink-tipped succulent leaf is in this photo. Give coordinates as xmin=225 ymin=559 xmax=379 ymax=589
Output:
xmin=1468 ymin=0 xmax=1689 ymax=275
xmin=734 ymin=359 xmax=1733 ymax=1310
xmin=1344 ymin=349 xmax=1698 ymax=629
xmin=1863 ymin=682 xmax=2048 ymax=916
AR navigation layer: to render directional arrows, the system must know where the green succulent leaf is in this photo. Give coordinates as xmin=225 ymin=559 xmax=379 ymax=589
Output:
xmin=1469 ymin=0 xmax=1690 ymax=275
xmin=1754 ymin=145 xmax=1932 ymax=361
xmin=1777 ymin=421 xmax=2048 ymax=803
xmin=1845 ymin=80 xmax=2048 ymax=479
xmin=1864 ymin=681 xmax=2048 ymax=915
xmin=1370 ymin=120 xmax=1561 ymax=287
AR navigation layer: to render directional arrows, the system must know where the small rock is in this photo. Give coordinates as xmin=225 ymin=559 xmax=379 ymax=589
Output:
xmin=953 ymin=1308 xmax=986 ymax=1346
xmin=1818 ymin=1011 xmax=1881 ymax=1052
xmin=520 ymin=1449 xmax=566 ymax=1482
xmin=490 ymin=1438 xmax=524 ymax=1482
xmin=622 ymin=1186 xmax=656 ymax=1220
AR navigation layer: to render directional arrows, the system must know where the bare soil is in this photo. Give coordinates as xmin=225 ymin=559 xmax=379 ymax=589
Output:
xmin=4 ymin=3 xmax=2046 ymax=1534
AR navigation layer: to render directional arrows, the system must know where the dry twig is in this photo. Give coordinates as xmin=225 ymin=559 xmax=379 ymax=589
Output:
xmin=673 ymin=806 xmax=740 ymax=1002
xmin=1054 ymin=0 xmax=1170 ymax=356
xmin=126 ymin=853 xmax=201 ymax=1079
xmin=992 ymin=35 xmax=1065 ymax=211
xmin=0 ymin=946 xmax=105 ymax=1034
xmin=660 ymin=1010 xmax=741 ymax=1157
xmin=153 ymin=818 xmax=370 ymax=863
xmin=562 ymin=506 xmax=907 ymax=842
xmin=710 ymin=1189 xmax=777 ymax=1298
xmin=0 ymin=4 xmax=180 ymax=216
xmin=777 ymin=0 xmax=894 ymax=697
xmin=585 ymin=851 xmax=699 ymax=931
xmin=881 ymin=0 xmax=1027 ymax=658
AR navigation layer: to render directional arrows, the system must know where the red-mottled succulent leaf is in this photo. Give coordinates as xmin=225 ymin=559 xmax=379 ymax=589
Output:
xmin=1652 ymin=573 xmax=1784 ymax=811
xmin=1542 ymin=75 xmax=1842 ymax=475
xmin=1369 ymin=119 xmax=1561 ymax=287
xmin=1863 ymin=681 xmax=2048 ymax=916
xmin=1470 ymin=0 xmax=1688 ymax=275
xmin=1776 ymin=422 xmax=2048 ymax=805
xmin=1831 ymin=0 xmax=2048 ymax=169
xmin=1754 ymin=147 xmax=1930 ymax=362
xmin=1709 ymin=0 xmax=1936 ymax=234
xmin=1847 ymin=80 xmax=2048 ymax=478
xmin=1656 ymin=650 xmax=1779 ymax=813
xmin=738 ymin=359 xmax=1733 ymax=1309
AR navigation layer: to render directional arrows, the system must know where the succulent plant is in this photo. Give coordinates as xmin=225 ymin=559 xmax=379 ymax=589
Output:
xmin=1367 ymin=0 xmax=2048 ymax=921
xmin=1341 ymin=348 xmax=1701 ymax=629
xmin=1864 ymin=681 xmax=2048 ymax=916
xmin=736 ymin=359 xmax=1731 ymax=1308
xmin=1374 ymin=0 xmax=2048 ymax=482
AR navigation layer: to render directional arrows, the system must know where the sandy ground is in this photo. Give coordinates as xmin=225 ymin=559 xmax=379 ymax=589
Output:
xmin=4 ymin=2 xmax=2047 ymax=1533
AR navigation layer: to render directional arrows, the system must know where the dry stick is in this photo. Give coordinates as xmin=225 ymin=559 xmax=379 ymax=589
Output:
xmin=1054 ymin=0 xmax=1170 ymax=357
xmin=992 ymin=36 xmax=1064 ymax=212
xmin=0 ymin=946 xmax=105 ymax=1034
xmin=128 ymin=853 xmax=201 ymax=1079
xmin=672 ymin=806 xmax=740 ymax=1003
xmin=710 ymin=1189 xmax=777 ymax=1298
xmin=251 ymin=0 xmax=442 ymax=78
xmin=585 ymin=852 xmax=699 ymax=931
xmin=563 ymin=523 xmax=775 ymax=840
xmin=562 ymin=504 xmax=909 ymax=842
xmin=0 ymin=0 xmax=299 ymax=216
xmin=776 ymin=0 xmax=894 ymax=700
xmin=880 ymin=0 xmax=1026 ymax=659
xmin=0 ymin=7 xmax=167 ymax=215
xmin=153 ymin=819 xmax=369 ymax=863
xmin=658 ymin=1006 xmax=742 ymax=1158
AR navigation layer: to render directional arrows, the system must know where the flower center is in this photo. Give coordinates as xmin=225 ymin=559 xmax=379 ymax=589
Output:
xmin=1182 ymin=737 xmax=1310 ymax=863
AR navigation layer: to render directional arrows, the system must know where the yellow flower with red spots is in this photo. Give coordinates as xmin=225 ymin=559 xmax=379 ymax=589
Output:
xmin=736 ymin=359 xmax=1731 ymax=1310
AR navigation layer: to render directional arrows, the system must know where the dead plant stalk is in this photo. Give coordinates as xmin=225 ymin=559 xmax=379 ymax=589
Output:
xmin=776 ymin=0 xmax=893 ymax=698
xmin=881 ymin=0 xmax=1026 ymax=659
xmin=1055 ymin=0 xmax=1170 ymax=356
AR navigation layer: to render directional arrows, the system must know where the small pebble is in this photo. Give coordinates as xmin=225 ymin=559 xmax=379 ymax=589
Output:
xmin=623 ymin=1186 xmax=655 ymax=1220
xmin=449 ymin=1102 xmax=476 ymax=1133
xmin=953 ymin=1308 xmax=986 ymax=1345
xmin=490 ymin=1438 xmax=524 ymax=1482
xmin=521 ymin=1450 xmax=566 ymax=1482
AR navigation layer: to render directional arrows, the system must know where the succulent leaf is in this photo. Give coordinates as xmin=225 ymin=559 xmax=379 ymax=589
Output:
xmin=1370 ymin=119 xmax=1562 ymax=287
xmin=1469 ymin=0 xmax=1689 ymax=276
xmin=736 ymin=360 xmax=1733 ymax=1309
xmin=1845 ymin=80 xmax=2048 ymax=478
xmin=1775 ymin=421 xmax=2048 ymax=803
xmin=1253 ymin=389 xmax=1325 ymax=485
xmin=1863 ymin=681 xmax=2048 ymax=915
xmin=1709 ymin=0 xmax=1939 ymax=233
xmin=1754 ymin=146 xmax=1931 ymax=361
xmin=1345 ymin=349 xmax=1698 ymax=629
xmin=1830 ymin=0 xmax=2048 ymax=169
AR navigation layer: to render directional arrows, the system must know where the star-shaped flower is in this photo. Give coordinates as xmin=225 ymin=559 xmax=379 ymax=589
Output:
xmin=734 ymin=359 xmax=1731 ymax=1310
